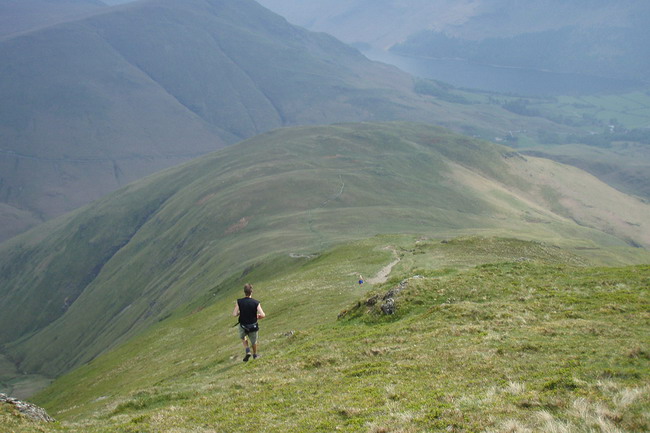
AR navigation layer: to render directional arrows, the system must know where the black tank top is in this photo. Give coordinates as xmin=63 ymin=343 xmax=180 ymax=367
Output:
xmin=237 ymin=297 xmax=259 ymax=325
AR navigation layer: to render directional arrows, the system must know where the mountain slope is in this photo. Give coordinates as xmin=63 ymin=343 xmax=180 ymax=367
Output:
xmin=257 ymin=0 xmax=644 ymax=46
xmin=0 ymin=0 xmax=106 ymax=38
xmin=258 ymin=0 xmax=650 ymax=81
xmin=0 ymin=122 xmax=648 ymax=385
xmin=23 ymin=237 xmax=650 ymax=432
xmin=4 ymin=0 xmax=518 ymax=242
xmin=522 ymin=144 xmax=650 ymax=200
xmin=256 ymin=0 xmax=481 ymax=49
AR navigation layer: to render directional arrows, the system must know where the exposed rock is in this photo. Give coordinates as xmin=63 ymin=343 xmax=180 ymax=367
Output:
xmin=338 ymin=278 xmax=410 ymax=319
xmin=381 ymin=297 xmax=396 ymax=315
xmin=0 ymin=393 xmax=55 ymax=423
xmin=380 ymin=279 xmax=408 ymax=315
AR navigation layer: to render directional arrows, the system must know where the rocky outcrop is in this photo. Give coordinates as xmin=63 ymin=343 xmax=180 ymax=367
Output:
xmin=379 ymin=280 xmax=408 ymax=315
xmin=338 ymin=278 xmax=411 ymax=319
xmin=0 ymin=393 xmax=55 ymax=422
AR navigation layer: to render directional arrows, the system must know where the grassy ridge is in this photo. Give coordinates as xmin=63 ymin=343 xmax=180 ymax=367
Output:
xmin=1 ymin=0 xmax=470 ymax=241
xmin=1 ymin=122 xmax=649 ymax=386
xmin=3 ymin=0 xmax=650 ymax=246
xmin=9 ymin=236 xmax=647 ymax=432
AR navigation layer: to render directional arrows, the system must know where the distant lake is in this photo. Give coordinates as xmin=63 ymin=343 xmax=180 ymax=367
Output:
xmin=362 ymin=49 xmax=642 ymax=96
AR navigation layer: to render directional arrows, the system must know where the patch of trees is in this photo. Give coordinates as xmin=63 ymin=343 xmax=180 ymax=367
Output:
xmin=568 ymin=128 xmax=650 ymax=148
xmin=413 ymin=79 xmax=470 ymax=104
xmin=501 ymin=99 xmax=541 ymax=117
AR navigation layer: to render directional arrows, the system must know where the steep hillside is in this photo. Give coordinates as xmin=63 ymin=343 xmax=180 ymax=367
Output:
xmin=523 ymin=143 xmax=650 ymax=201
xmin=0 ymin=122 xmax=648 ymax=390
xmin=393 ymin=23 xmax=650 ymax=83
xmin=477 ymin=90 xmax=650 ymax=200
xmin=0 ymin=0 xmax=106 ymax=38
xmin=256 ymin=0 xmax=485 ymax=49
xmin=257 ymin=0 xmax=643 ymax=46
xmin=258 ymin=0 xmax=650 ymax=81
xmin=12 ymin=237 xmax=650 ymax=432
xmin=3 ymin=0 xmax=551 ymax=242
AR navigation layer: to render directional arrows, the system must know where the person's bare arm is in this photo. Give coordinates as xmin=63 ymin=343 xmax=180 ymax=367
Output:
xmin=232 ymin=302 xmax=240 ymax=317
xmin=257 ymin=304 xmax=266 ymax=319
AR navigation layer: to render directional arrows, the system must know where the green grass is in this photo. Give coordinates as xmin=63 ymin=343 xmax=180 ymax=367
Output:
xmin=459 ymin=87 xmax=650 ymax=144
xmin=4 ymin=236 xmax=647 ymax=433
xmin=564 ymin=92 xmax=650 ymax=128
xmin=0 ymin=354 xmax=51 ymax=401
xmin=520 ymin=140 xmax=650 ymax=200
xmin=545 ymin=90 xmax=650 ymax=130
xmin=2 ymin=122 xmax=649 ymax=392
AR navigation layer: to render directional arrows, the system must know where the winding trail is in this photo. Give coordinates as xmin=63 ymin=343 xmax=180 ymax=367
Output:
xmin=367 ymin=248 xmax=400 ymax=284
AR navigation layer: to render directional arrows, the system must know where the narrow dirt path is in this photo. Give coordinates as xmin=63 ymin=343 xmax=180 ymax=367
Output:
xmin=367 ymin=248 xmax=400 ymax=284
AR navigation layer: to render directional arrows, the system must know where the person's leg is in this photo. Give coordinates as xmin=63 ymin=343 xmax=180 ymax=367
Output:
xmin=239 ymin=328 xmax=252 ymax=361
xmin=243 ymin=339 xmax=252 ymax=361
xmin=249 ymin=331 xmax=259 ymax=358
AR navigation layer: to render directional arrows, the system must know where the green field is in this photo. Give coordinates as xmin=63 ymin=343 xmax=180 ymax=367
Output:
xmin=1 ymin=122 xmax=649 ymax=432
xmin=563 ymin=92 xmax=650 ymax=128
xmin=3 ymin=122 xmax=649 ymax=386
xmin=410 ymin=80 xmax=650 ymax=160
xmin=3 ymin=236 xmax=648 ymax=432
xmin=0 ymin=353 xmax=51 ymax=401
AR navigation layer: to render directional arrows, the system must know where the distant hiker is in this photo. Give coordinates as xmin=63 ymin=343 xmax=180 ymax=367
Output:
xmin=358 ymin=275 xmax=364 ymax=285
xmin=232 ymin=283 xmax=266 ymax=362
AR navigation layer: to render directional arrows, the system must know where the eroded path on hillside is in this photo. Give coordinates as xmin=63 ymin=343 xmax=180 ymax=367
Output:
xmin=367 ymin=247 xmax=400 ymax=284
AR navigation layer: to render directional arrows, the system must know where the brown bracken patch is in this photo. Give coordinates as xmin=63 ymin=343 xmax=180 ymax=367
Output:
xmin=225 ymin=217 xmax=250 ymax=234
xmin=196 ymin=193 xmax=216 ymax=206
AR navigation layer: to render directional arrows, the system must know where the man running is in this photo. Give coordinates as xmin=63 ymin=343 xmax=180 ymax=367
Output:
xmin=232 ymin=283 xmax=266 ymax=361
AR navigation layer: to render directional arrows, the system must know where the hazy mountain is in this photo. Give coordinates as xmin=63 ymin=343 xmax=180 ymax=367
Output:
xmin=256 ymin=0 xmax=479 ymax=49
xmin=100 ymin=0 xmax=136 ymax=4
xmin=0 ymin=0 xmax=106 ymax=38
xmin=256 ymin=0 xmax=644 ymax=47
xmin=1 ymin=122 xmax=648 ymax=382
xmin=4 ymin=0 xmax=640 ymax=244
xmin=258 ymin=0 xmax=650 ymax=81
xmin=1 ymin=0 xmax=496 ymax=242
